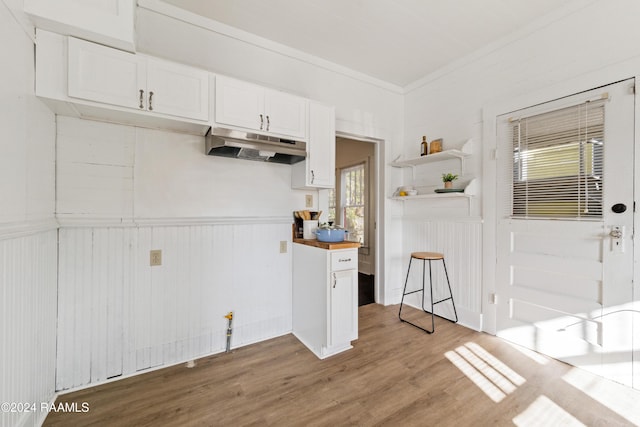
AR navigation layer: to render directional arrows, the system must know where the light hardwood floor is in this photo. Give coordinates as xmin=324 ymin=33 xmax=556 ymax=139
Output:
xmin=44 ymin=304 xmax=640 ymax=426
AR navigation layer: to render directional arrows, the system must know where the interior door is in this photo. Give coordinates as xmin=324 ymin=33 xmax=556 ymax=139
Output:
xmin=495 ymin=79 xmax=635 ymax=387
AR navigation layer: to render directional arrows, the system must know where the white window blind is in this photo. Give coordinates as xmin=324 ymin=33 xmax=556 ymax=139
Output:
xmin=505 ymin=99 xmax=606 ymax=219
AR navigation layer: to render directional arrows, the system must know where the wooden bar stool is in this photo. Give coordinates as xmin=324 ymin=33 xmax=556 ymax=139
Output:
xmin=398 ymin=251 xmax=458 ymax=334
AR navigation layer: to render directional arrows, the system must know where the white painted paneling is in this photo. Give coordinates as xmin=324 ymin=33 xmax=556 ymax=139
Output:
xmin=401 ymin=219 xmax=482 ymax=330
xmin=1 ymin=4 xmax=57 ymax=427
xmin=56 ymin=221 xmax=292 ymax=391
xmin=0 ymin=2 xmax=55 ymax=225
xmin=133 ymin=127 xmax=306 ymax=218
xmin=56 ymin=117 xmax=135 ymax=217
xmin=0 ymin=230 xmax=58 ymax=427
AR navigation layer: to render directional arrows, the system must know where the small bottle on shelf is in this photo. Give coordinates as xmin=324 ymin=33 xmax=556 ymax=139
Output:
xmin=421 ymin=136 xmax=428 ymax=156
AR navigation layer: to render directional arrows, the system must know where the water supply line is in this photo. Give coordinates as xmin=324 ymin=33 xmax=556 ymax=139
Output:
xmin=224 ymin=312 xmax=233 ymax=353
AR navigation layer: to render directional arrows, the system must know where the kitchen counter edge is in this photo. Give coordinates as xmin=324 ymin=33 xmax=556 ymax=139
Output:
xmin=293 ymin=238 xmax=361 ymax=250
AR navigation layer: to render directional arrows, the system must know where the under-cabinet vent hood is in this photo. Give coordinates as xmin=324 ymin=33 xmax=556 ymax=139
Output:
xmin=205 ymin=127 xmax=306 ymax=164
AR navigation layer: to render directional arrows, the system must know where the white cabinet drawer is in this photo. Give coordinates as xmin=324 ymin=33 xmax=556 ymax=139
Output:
xmin=330 ymin=250 xmax=357 ymax=272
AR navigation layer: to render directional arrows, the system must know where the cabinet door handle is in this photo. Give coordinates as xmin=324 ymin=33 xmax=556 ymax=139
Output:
xmin=139 ymin=89 xmax=144 ymax=109
xmin=332 ymin=272 xmax=337 ymax=288
xmin=259 ymin=114 xmax=264 ymax=130
xmin=266 ymin=115 xmax=270 ymax=131
xmin=311 ymin=170 xmax=315 ymax=184
xmin=148 ymin=91 xmax=154 ymax=111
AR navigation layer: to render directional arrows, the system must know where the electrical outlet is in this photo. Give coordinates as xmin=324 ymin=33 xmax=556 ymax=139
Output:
xmin=305 ymin=194 xmax=313 ymax=208
xmin=279 ymin=241 xmax=287 ymax=253
xmin=150 ymin=249 xmax=162 ymax=266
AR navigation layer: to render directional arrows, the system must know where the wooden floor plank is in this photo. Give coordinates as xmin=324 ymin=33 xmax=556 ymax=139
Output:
xmin=44 ymin=304 xmax=640 ymax=426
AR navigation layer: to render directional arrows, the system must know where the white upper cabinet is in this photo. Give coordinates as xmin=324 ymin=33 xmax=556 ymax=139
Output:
xmin=145 ymin=58 xmax=209 ymax=121
xmin=24 ymin=0 xmax=135 ymax=51
xmin=215 ymin=76 xmax=307 ymax=140
xmin=264 ymin=89 xmax=307 ymax=138
xmin=67 ymin=36 xmax=209 ymax=122
xmin=215 ymin=76 xmax=265 ymax=130
xmin=292 ymin=102 xmax=336 ymax=189
xmin=68 ymin=36 xmax=143 ymax=110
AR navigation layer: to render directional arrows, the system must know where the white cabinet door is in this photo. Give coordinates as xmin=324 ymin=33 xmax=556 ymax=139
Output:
xmin=215 ymin=76 xmax=264 ymax=131
xmin=308 ymin=102 xmax=335 ymax=188
xmin=264 ymin=89 xmax=307 ymax=139
xmin=292 ymin=102 xmax=336 ymax=189
xmin=146 ymin=58 xmax=209 ymax=121
xmin=68 ymin=36 xmax=144 ymax=110
xmin=329 ymin=269 xmax=356 ymax=347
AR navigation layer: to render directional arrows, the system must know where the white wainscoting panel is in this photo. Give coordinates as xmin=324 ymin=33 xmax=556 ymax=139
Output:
xmin=0 ymin=230 xmax=58 ymax=427
xmin=401 ymin=219 xmax=483 ymax=329
xmin=56 ymin=221 xmax=292 ymax=391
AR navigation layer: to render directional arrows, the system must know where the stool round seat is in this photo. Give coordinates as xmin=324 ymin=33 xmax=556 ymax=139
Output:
xmin=411 ymin=252 xmax=444 ymax=260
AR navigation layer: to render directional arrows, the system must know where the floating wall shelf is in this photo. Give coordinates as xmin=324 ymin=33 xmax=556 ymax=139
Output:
xmin=390 ymin=139 xmax=473 ymax=178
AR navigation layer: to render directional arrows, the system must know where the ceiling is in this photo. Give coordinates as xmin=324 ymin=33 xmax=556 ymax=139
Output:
xmin=161 ymin=0 xmax=574 ymax=88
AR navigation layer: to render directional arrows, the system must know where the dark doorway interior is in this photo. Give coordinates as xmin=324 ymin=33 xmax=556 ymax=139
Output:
xmin=358 ymin=273 xmax=375 ymax=306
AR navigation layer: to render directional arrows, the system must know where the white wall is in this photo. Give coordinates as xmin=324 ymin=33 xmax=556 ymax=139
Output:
xmin=0 ymin=2 xmax=57 ymax=427
xmin=403 ymin=0 xmax=640 ymax=331
xmin=55 ymin=117 xmax=297 ymax=390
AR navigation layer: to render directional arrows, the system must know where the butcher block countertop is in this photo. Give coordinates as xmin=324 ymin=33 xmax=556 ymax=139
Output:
xmin=293 ymin=238 xmax=361 ymax=250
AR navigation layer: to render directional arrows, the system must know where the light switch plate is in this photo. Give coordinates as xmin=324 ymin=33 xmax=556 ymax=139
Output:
xmin=150 ymin=249 xmax=162 ymax=266
xmin=280 ymin=241 xmax=287 ymax=253
xmin=305 ymin=194 xmax=313 ymax=208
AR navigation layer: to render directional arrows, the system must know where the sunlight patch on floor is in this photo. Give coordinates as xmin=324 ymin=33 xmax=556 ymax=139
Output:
xmin=562 ymin=367 xmax=640 ymax=426
xmin=513 ymin=395 xmax=585 ymax=427
xmin=445 ymin=342 xmax=526 ymax=403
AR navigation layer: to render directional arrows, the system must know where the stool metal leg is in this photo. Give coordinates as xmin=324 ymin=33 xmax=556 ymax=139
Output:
xmin=399 ymin=255 xmax=458 ymax=334
xmin=399 ymin=257 xmax=435 ymax=334
xmin=441 ymin=258 xmax=458 ymax=324
xmin=398 ymin=256 xmax=413 ymax=322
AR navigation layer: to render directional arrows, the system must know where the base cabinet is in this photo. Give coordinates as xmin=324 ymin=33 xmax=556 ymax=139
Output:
xmin=293 ymin=244 xmax=358 ymax=359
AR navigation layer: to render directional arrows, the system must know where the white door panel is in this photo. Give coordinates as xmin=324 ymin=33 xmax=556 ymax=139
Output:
xmin=496 ymin=79 xmax=635 ymax=387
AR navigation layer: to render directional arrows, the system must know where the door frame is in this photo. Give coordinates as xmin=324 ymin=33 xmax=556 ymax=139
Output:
xmin=334 ymin=131 xmax=383 ymax=304
xmin=482 ymin=74 xmax=640 ymax=338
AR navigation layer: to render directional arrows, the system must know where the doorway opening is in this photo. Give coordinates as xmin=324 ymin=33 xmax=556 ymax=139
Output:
xmin=332 ymin=137 xmax=376 ymax=306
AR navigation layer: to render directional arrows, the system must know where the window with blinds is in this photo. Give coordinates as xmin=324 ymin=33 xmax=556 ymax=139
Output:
xmin=509 ymin=99 xmax=605 ymax=219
